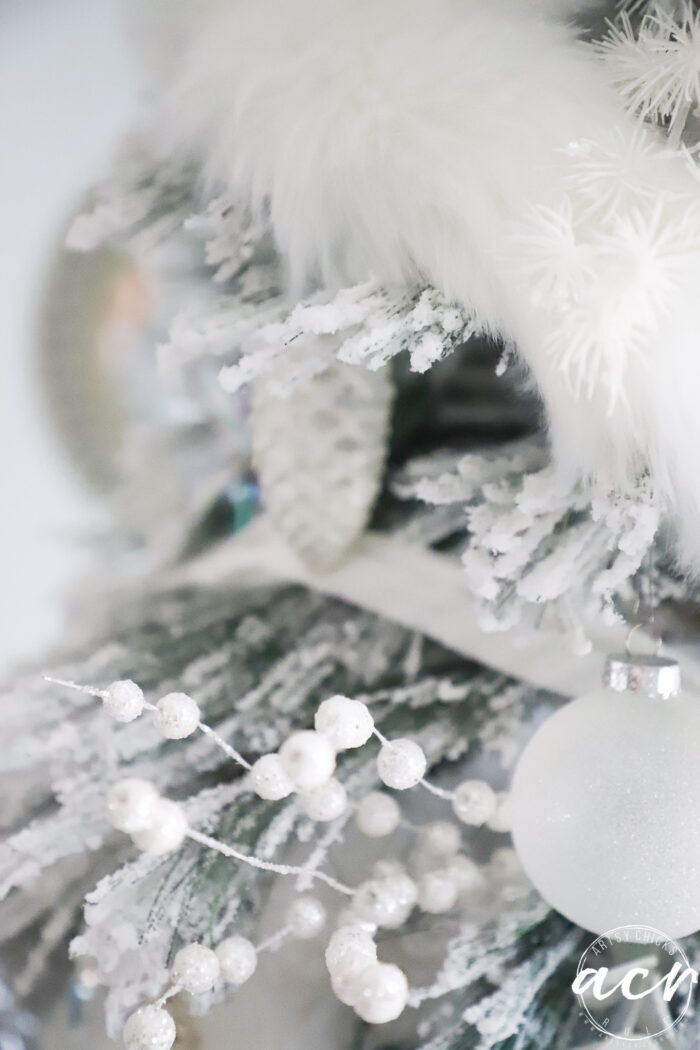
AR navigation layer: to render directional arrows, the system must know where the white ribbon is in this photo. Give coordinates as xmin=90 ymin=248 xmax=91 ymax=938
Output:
xmin=174 ymin=516 xmax=652 ymax=697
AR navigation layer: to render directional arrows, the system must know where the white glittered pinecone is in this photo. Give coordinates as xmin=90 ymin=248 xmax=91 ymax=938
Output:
xmin=251 ymin=344 xmax=393 ymax=570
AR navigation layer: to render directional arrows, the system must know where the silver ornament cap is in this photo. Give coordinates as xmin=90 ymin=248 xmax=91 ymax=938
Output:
xmin=604 ymin=652 xmax=680 ymax=700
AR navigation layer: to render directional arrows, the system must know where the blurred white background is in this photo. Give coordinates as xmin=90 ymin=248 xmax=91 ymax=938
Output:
xmin=1 ymin=0 xmax=138 ymax=675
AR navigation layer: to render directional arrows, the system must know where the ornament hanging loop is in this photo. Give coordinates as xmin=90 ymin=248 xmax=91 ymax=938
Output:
xmin=624 ymin=622 xmax=663 ymax=659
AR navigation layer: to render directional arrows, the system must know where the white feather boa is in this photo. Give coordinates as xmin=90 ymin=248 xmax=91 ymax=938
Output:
xmin=136 ymin=0 xmax=700 ymax=565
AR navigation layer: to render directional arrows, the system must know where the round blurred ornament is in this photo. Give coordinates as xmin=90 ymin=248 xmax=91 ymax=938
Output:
xmin=38 ymin=213 xmax=255 ymax=561
xmin=39 ymin=241 xmax=138 ymax=490
xmin=510 ymin=647 xmax=700 ymax=938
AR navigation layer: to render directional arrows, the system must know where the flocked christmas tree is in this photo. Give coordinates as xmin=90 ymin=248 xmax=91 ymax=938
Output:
xmin=6 ymin=1 xmax=700 ymax=1047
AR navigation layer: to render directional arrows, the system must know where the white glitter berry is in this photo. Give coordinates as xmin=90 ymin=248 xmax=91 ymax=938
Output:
xmin=350 ymin=962 xmax=409 ymax=1024
xmin=418 ymin=820 xmax=461 ymax=858
xmin=352 ymin=874 xmax=417 ymax=929
xmin=314 ymin=695 xmax=374 ymax=750
xmin=299 ymin=778 xmax=347 ymax=821
xmin=131 ymin=798 xmax=187 ymax=855
xmin=123 ymin=1005 xmax=176 ymax=1050
xmin=216 ymin=936 xmax=258 ymax=986
xmin=445 ymin=854 xmax=483 ymax=893
xmin=279 ymin=731 xmax=336 ymax=791
xmin=102 ymin=680 xmax=144 ymax=723
xmin=417 ymin=869 xmax=458 ymax=913
xmin=154 ymin=693 xmax=200 ymax=739
xmin=106 ymin=778 xmax=160 ymax=834
xmin=285 ymin=895 xmax=327 ymax=938
xmin=487 ymin=791 xmax=512 ymax=833
xmin=325 ymin=925 xmax=377 ymax=976
xmin=171 ymin=943 xmax=220 ymax=994
xmin=452 ymin=779 xmax=497 ymax=826
xmin=355 ymin=792 xmax=401 ymax=837
xmin=250 ymin=753 xmax=294 ymax=800
xmin=376 ymin=739 xmax=426 ymax=790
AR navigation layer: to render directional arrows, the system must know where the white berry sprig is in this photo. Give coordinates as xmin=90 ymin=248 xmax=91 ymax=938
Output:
xmin=45 ymin=678 xmax=509 ymax=832
xmin=123 ymin=896 xmax=327 ymax=1050
xmin=45 ymin=676 xmax=511 ymax=1044
xmin=44 ymin=676 xmax=252 ymax=768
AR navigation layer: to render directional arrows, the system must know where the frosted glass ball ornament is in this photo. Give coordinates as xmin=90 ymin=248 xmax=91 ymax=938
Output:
xmin=509 ymin=652 xmax=700 ymax=938
xmin=350 ymin=962 xmax=409 ymax=1024
xmin=102 ymin=679 xmax=144 ymax=723
xmin=216 ymin=936 xmax=258 ymax=985
xmin=171 ymin=943 xmax=220 ymax=994
xmin=452 ymin=779 xmax=497 ymax=826
xmin=250 ymin=754 xmax=294 ymax=800
xmin=355 ymin=792 xmax=400 ymax=837
xmin=123 ymin=1005 xmax=176 ymax=1050
xmin=315 ymin=695 xmax=374 ymax=749
xmin=154 ymin=692 xmax=200 ymax=739
xmin=106 ymin=778 xmax=160 ymax=834
xmin=131 ymin=798 xmax=187 ymax=855
xmin=286 ymin=895 xmax=327 ymax=938
xmin=299 ymin=778 xmax=347 ymax=821
xmin=279 ymin=731 xmax=336 ymax=791
xmin=377 ymin=738 xmax=426 ymax=789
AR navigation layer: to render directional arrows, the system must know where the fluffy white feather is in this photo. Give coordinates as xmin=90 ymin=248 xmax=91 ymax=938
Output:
xmin=140 ymin=0 xmax=700 ymax=564
xmin=598 ymin=3 xmax=700 ymax=128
